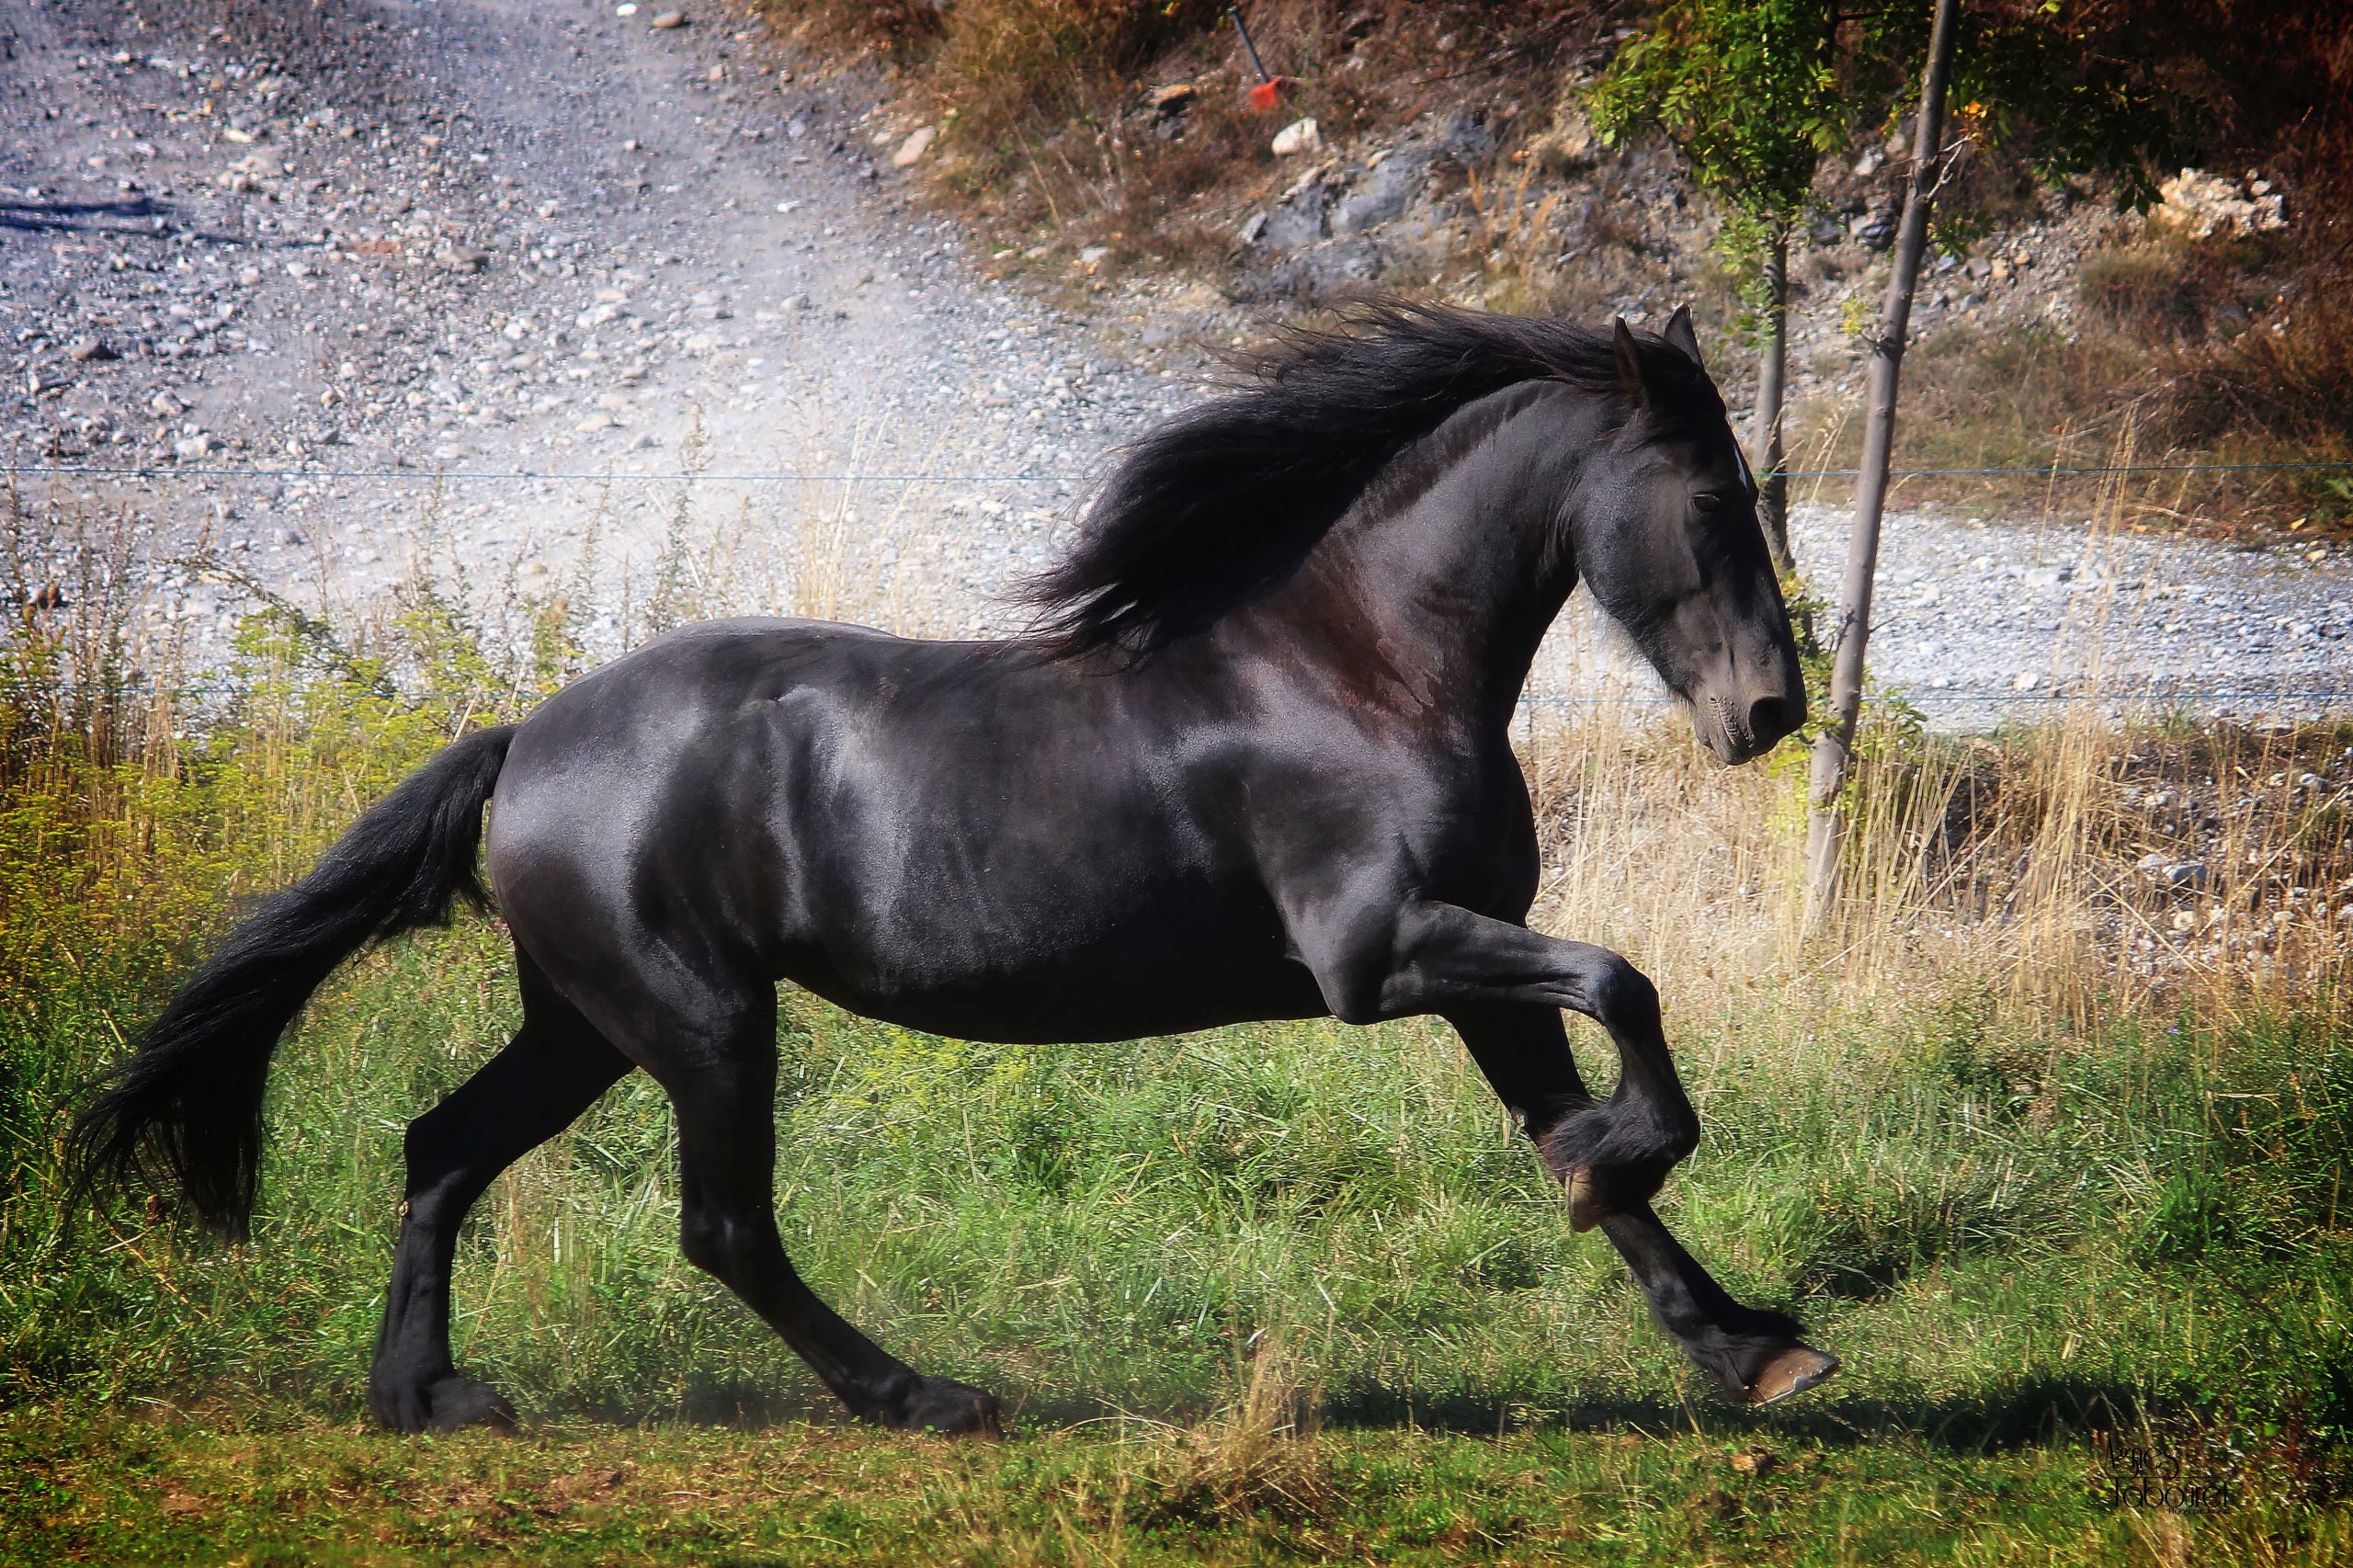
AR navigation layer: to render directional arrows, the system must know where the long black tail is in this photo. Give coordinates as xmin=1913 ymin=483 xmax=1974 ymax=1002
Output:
xmin=65 ymin=724 xmax=517 ymax=1237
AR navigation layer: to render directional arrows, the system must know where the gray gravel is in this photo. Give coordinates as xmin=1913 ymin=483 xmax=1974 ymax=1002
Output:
xmin=6 ymin=0 xmax=2346 ymax=727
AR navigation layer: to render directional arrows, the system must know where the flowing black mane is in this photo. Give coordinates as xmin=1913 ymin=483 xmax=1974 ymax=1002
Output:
xmin=1020 ymin=299 xmax=1699 ymax=661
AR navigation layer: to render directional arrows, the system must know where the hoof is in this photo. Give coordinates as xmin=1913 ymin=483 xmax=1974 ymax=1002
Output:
xmin=870 ymin=1374 xmax=1003 ymax=1437
xmin=1565 ymin=1167 xmax=1605 ymax=1233
xmin=1745 ymin=1344 xmax=1840 ymax=1406
xmin=373 ymin=1372 xmax=519 ymax=1435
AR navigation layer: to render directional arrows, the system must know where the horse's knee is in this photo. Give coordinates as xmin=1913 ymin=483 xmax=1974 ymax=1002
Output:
xmin=1580 ymin=951 xmax=1659 ymax=1033
xmin=678 ymin=1205 xmax=763 ymax=1279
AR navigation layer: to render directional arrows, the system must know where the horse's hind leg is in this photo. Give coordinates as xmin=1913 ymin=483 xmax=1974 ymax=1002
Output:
xmin=1448 ymin=1004 xmax=1837 ymax=1404
xmin=597 ymin=976 xmax=1001 ymax=1435
xmin=369 ymin=953 xmax=631 ymax=1434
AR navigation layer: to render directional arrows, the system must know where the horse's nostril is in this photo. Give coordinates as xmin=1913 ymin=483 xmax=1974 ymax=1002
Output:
xmin=1746 ymin=694 xmax=1804 ymax=748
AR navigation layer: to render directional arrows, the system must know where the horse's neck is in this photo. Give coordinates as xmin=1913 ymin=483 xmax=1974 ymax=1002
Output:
xmin=1250 ymin=389 xmax=1589 ymax=723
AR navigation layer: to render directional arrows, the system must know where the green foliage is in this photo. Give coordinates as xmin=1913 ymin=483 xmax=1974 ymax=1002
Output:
xmin=1590 ymin=0 xmax=2184 ymax=309
xmin=1588 ymin=0 xmax=1841 ymax=317
xmin=1588 ymin=0 xmax=1842 ymax=229
xmin=1842 ymin=1 xmax=2179 ymax=210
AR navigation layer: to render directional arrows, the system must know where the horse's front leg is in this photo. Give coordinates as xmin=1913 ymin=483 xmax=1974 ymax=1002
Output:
xmin=1444 ymin=1002 xmax=1837 ymax=1404
xmin=1324 ymin=903 xmax=1699 ymax=1225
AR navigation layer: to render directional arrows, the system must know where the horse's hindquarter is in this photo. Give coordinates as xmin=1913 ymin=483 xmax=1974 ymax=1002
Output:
xmin=488 ymin=620 xmax=1324 ymax=1043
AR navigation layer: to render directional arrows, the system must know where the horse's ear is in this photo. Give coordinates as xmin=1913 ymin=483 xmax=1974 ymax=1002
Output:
xmin=1663 ymin=304 xmax=1702 ymax=370
xmin=1611 ymin=318 xmax=1650 ymax=409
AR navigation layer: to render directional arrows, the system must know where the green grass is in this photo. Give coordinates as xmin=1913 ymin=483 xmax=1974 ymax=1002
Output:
xmin=5 ymin=615 xmax=2352 ymax=1561
xmin=14 ymin=1407 xmax=2352 ymax=1566
xmin=12 ymin=919 xmax=2352 ymax=1437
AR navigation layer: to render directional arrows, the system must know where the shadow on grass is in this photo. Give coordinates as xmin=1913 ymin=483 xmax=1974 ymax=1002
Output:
xmin=1316 ymin=1371 xmax=2154 ymax=1453
xmin=628 ymin=1369 xmax=2161 ymax=1456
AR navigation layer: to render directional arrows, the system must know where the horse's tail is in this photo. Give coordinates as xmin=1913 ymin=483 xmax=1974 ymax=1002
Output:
xmin=65 ymin=724 xmax=517 ymax=1238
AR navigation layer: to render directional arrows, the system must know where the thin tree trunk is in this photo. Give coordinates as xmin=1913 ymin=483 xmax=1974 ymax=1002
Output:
xmin=1802 ymin=0 xmax=1961 ymax=927
xmin=1752 ymin=227 xmax=1794 ymax=580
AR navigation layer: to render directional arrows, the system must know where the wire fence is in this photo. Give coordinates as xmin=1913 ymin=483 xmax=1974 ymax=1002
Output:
xmin=7 ymin=453 xmax=2347 ymax=722
xmin=6 ymin=457 xmax=2353 ymax=486
xmin=10 ymin=680 xmax=2351 ymax=713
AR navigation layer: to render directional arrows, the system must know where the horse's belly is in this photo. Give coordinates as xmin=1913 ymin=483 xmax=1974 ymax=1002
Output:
xmin=779 ymin=881 xmax=1325 ymax=1043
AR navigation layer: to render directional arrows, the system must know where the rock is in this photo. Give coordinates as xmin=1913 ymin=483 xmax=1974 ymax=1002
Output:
xmin=1331 ymin=144 xmax=1434 ymax=236
xmin=1529 ymin=103 xmax=1595 ymax=173
xmin=1149 ymin=83 xmax=1198 ymax=116
xmin=1438 ymin=110 xmax=1494 ymax=163
xmin=892 ymin=126 xmax=936 ymax=168
xmin=1854 ymin=148 xmax=1887 ymax=177
xmin=1858 ymin=210 xmax=1896 ymax=250
xmin=1076 ymin=244 xmax=1110 ymax=272
xmin=1256 ymin=166 xmax=1334 ymax=251
xmin=173 ymin=433 xmax=212 ymax=460
xmin=1271 ymin=117 xmax=1322 ymax=157
xmin=1728 ymin=1450 xmax=1777 ymax=1479
xmin=2151 ymin=167 xmax=2287 ymax=241
xmin=150 ymin=390 xmax=186 ymax=416
xmin=1256 ymin=238 xmax=1381 ymax=300
xmin=650 ymin=9 xmax=686 ymax=28
xmin=1235 ymin=211 xmax=1268 ymax=246
xmin=446 ymin=247 xmax=490 ymax=272
xmin=68 ymin=336 xmax=119 ymax=363
xmin=2165 ymin=861 xmax=2211 ymax=890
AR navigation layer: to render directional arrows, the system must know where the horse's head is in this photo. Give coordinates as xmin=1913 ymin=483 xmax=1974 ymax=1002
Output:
xmin=1572 ymin=307 xmax=1805 ymax=766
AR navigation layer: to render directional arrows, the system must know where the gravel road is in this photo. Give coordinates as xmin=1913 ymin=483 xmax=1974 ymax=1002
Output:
xmin=6 ymin=0 xmax=2347 ymax=725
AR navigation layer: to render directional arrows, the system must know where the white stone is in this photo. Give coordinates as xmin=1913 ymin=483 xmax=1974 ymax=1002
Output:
xmin=1270 ymin=118 xmax=1322 ymax=157
xmin=892 ymin=126 xmax=936 ymax=168
xmin=2152 ymin=167 xmax=2288 ymax=241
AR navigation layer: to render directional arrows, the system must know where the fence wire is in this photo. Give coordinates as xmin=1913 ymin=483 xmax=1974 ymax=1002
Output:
xmin=6 ymin=458 xmax=2352 ymax=486
xmin=7 ymin=453 xmax=2345 ymax=720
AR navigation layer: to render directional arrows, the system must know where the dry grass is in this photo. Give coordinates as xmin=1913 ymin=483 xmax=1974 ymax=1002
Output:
xmin=759 ymin=0 xmax=1613 ymax=278
xmin=1800 ymin=223 xmax=2353 ymax=538
xmin=1524 ymin=698 xmax=2350 ymax=1044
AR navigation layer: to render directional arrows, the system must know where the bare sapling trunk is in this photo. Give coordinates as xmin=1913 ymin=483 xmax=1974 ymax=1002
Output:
xmin=1752 ymin=226 xmax=1794 ymax=579
xmin=1802 ymin=0 xmax=1962 ymax=927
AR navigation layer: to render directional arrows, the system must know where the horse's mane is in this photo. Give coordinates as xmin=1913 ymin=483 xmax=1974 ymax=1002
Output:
xmin=1018 ymin=298 xmax=1697 ymax=662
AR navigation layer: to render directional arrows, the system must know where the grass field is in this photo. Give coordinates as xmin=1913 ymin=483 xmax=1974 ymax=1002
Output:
xmin=4 ymin=511 xmax=2350 ymax=1562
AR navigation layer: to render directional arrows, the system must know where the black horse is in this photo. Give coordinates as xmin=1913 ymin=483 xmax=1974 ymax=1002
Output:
xmin=72 ymin=301 xmax=1831 ymax=1436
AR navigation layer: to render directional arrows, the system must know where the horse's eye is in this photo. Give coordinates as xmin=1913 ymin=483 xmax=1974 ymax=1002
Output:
xmin=1691 ymin=493 xmax=1724 ymax=515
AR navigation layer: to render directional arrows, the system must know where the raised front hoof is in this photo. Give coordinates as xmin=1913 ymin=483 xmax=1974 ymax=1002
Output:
xmin=1739 ymin=1344 xmax=1841 ymax=1407
xmin=864 ymin=1373 xmax=1004 ymax=1437
xmin=371 ymin=1372 xmax=519 ymax=1436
